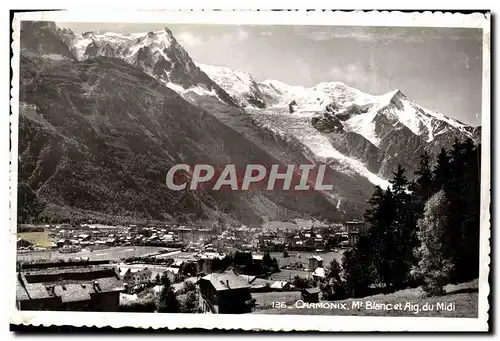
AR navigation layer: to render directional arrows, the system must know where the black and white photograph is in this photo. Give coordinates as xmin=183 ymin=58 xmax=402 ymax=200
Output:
xmin=10 ymin=10 xmax=490 ymax=332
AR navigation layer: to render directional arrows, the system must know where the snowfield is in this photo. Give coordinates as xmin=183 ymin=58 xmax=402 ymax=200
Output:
xmin=247 ymin=107 xmax=391 ymax=189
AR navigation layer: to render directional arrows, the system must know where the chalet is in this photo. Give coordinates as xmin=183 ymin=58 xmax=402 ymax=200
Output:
xmin=198 ymin=271 xmax=253 ymax=314
xmin=16 ymin=261 xmax=124 ymax=311
xmin=252 ymin=253 xmax=265 ymax=267
xmin=308 ymin=256 xmax=323 ymax=271
xmin=312 ymin=267 xmax=326 ymax=285
xmin=171 ymin=260 xmax=184 ymax=268
xmin=78 ymin=234 xmax=91 ymax=242
xmin=345 ymin=220 xmax=367 ymax=234
xmin=270 ymin=280 xmax=291 ymax=291
xmin=196 ymin=253 xmax=226 ymax=274
xmin=105 ymin=238 xmax=117 ymax=246
xmin=165 ymin=267 xmax=181 ymax=283
xmin=17 ymin=238 xmax=34 ymax=248
xmin=348 ymin=230 xmax=360 ymax=246
xmin=301 ymin=287 xmax=320 ymax=303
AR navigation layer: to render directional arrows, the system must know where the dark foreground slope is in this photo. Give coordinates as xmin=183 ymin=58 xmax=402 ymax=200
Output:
xmin=18 ymin=55 xmax=348 ymax=225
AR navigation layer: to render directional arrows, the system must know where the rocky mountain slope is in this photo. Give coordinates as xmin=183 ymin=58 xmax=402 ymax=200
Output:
xmin=198 ymin=63 xmax=266 ymax=108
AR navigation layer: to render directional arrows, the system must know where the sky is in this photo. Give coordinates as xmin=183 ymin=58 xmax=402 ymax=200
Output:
xmin=60 ymin=23 xmax=484 ymax=126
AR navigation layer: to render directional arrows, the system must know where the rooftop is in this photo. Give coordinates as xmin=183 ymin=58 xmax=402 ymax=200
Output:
xmin=252 ymin=254 xmax=264 ymax=261
xmin=166 ymin=267 xmax=180 ymax=275
xmin=312 ymin=267 xmax=326 ymax=278
xmin=270 ymin=280 xmax=291 ymax=289
xmin=201 ymin=271 xmax=251 ymax=291
xmin=17 ymin=269 xmax=124 ymax=303
xmin=303 ymin=287 xmax=321 ymax=295
xmin=22 ymin=266 xmax=118 ymax=284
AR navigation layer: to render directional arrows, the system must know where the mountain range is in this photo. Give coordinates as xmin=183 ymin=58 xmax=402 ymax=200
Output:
xmin=16 ymin=21 xmax=480 ymax=226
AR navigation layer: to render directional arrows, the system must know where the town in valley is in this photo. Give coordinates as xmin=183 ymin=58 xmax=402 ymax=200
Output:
xmin=17 ymin=219 xmax=363 ymax=313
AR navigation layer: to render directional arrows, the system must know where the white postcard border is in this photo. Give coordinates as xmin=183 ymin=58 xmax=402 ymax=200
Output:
xmin=9 ymin=9 xmax=490 ymax=332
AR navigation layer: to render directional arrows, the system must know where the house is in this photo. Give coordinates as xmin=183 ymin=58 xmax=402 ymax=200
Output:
xmin=16 ymin=261 xmax=124 ymax=311
xmin=17 ymin=238 xmax=34 ymax=248
xmin=105 ymin=238 xmax=117 ymax=246
xmin=308 ymin=256 xmax=323 ymax=271
xmin=344 ymin=220 xmax=367 ymax=234
xmin=301 ymin=287 xmax=320 ymax=303
xmin=172 ymin=260 xmax=184 ymax=268
xmin=344 ymin=220 xmax=367 ymax=245
xmin=348 ymin=230 xmax=360 ymax=246
xmin=197 ymin=253 xmax=226 ymax=274
xmin=165 ymin=267 xmax=181 ymax=283
xmin=149 ymin=270 xmax=164 ymax=284
xmin=172 ymin=277 xmax=198 ymax=293
xmin=238 ymin=274 xmax=257 ymax=284
xmin=121 ymin=268 xmax=153 ymax=286
xmin=198 ymin=271 xmax=253 ymax=314
xmin=252 ymin=253 xmax=265 ymax=268
xmin=312 ymin=267 xmax=326 ymax=285
xmin=78 ymin=234 xmax=91 ymax=242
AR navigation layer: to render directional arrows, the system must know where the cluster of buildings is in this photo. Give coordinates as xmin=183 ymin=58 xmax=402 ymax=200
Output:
xmin=256 ymin=221 xmax=368 ymax=251
xmin=16 ymin=250 xmax=338 ymax=314
xmin=52 ymin=224 xmax=188 ymax=250
xmin=16 ymin=219 xmax=369 ymax=313
xmin=197 ymin=265 xmax=328 ymax=313
xmin=18 ymin=223 xmax=222 ymax=252
xmin=18 ymin=220 xmax=367 ymax=256
xmin=16 ymin=260 xmax=124 ymax=311
xmin=210 ymin=229 xmax=255 ymax=251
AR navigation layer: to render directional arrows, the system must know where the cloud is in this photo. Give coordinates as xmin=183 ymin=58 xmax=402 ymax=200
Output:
xmin=328 ymin=63 xmax=371 ymax=87
xmin=307 ymin=30 xmax=374 ymax=42
xmin=298 ymin=26 xmax=480 ymax=44
xmin=176 ymin=32 xmax=203 ymax=47
xmin=326 ymin=58 xmax=393 ymax=95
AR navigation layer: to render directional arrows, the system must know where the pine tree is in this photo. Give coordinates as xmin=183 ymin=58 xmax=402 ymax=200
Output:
xmin=413 ymin=190 xmax=454 ymax=296
xmin=182 ymin=291 xmax=198 ymax=313
xmin=425 ymin=138 xmax=481 ymax=284
xmin=262 ymin=252 xmax=272 ymax=266
xmin=320 ymin=259 xmax=344 ymax=300
xmin=364 ymin=186 xmax=396 ymax=288
xmin=390 ymin=165 xmax=418 ymax=289
xmin=411 ymin=151 xmax=434 ymax=214
xmin=432 ymin=148 xmax=452 ymax=193
xmin=157 ymin=287 xmax=180 ymax=313
xmin=160 ymin=273 xmax=172 ymax=288
xmin=342 ymin=235 xmax=376 ymax=298
xmin=446 ymin=139 xmax=481 ymax=282
xmin=157 ymin=274 xmax=180 ymax=313
xmin=458 ymin=140 xmax=480 ymax=281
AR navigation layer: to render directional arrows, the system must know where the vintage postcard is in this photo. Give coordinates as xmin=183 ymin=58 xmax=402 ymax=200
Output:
xmin=9 ymin=10 xmax=490 ymax=331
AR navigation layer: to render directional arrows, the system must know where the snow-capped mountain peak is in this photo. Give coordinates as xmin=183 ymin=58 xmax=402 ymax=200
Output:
xmin=224 ymin=72 xmax=477 ymax=185
xmin=33 ymin=21 xmax=476 ymax=188
xmin=66 ymin=27 xmax=241 ymax=106
xmin=197 ymin=63 xmax=266 ymax=108
xmin=73 ymin=28 xmax=180 ymax=66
